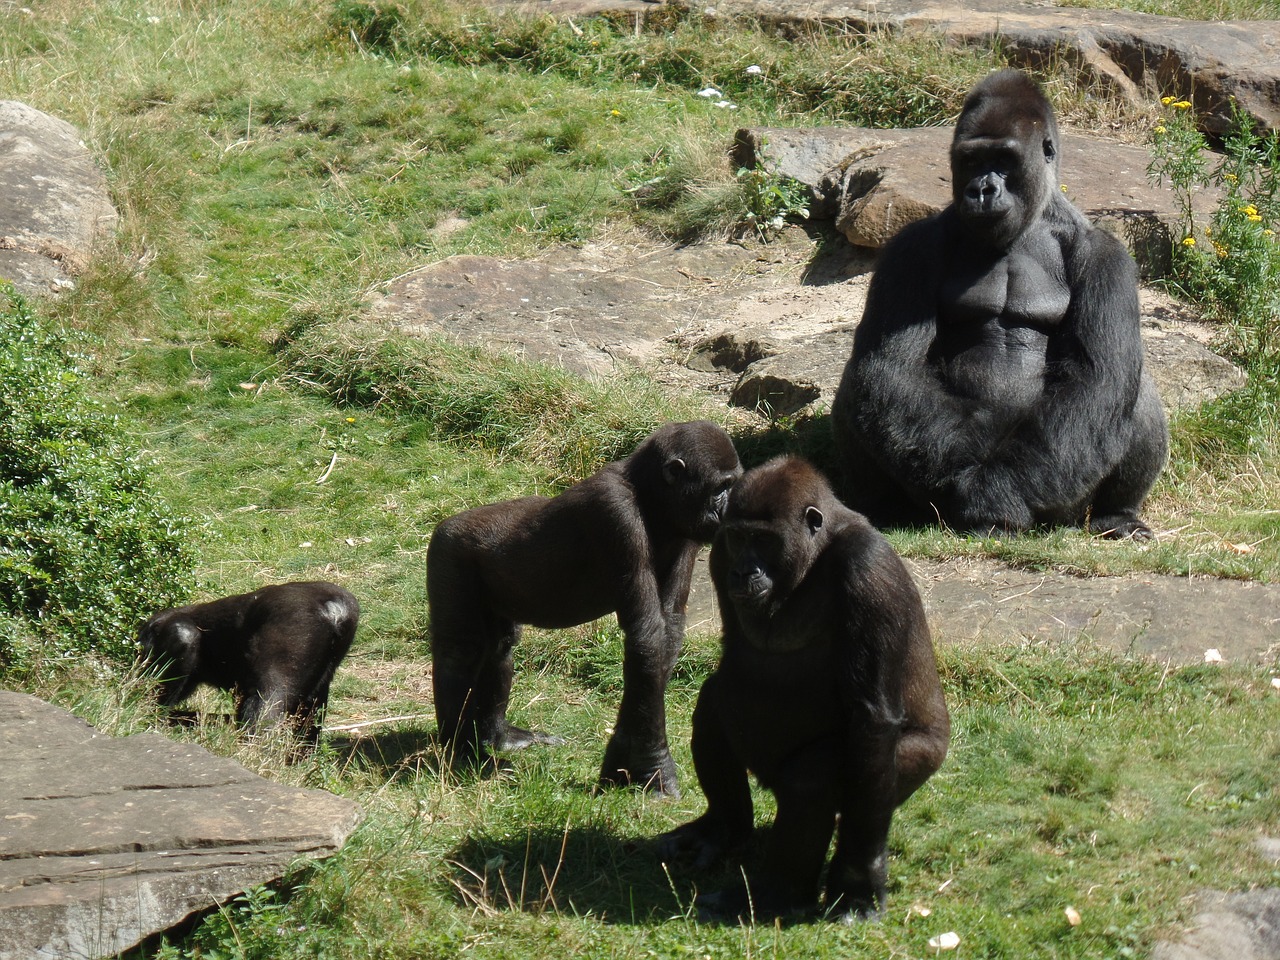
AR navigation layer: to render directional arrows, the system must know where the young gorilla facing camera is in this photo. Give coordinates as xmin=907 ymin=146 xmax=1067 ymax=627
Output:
xmin=658 ymin=458 xmax=949 ymax=922
xmin=427 ymin=420 xmax=742 ymax=797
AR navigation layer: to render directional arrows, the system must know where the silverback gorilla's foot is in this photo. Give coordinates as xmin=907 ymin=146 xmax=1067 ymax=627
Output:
xmin=598 ymin=736 xmax=680 ymax=796
xmin=1088 ymin=515 xmax=1155 ymax=541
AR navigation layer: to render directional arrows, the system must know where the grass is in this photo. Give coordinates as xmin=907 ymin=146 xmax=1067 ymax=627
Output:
xmin=2 ymin=0 xmax=1279 ymax=957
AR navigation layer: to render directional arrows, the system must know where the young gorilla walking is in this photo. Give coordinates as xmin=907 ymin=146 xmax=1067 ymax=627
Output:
xmin=139 ymin=580 xmax=360 ymax=744
xmin=832 ymin=69 xmax=1167 ymax=538
xmin=657 ymin=458 xmax=949 ymax=921
xmin=427 ymin=420 xmax=742 ymax=797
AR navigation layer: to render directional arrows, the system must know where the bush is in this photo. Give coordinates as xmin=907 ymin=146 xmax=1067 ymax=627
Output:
xmin=0 ymin=287 xmax=195 ymax=672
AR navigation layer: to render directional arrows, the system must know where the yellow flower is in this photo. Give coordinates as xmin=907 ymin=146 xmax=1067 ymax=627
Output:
xmin=1215 ymin=243 xmax=1228 ymax=258
xmin=345 ymin=417 xmax=356 ymax=423
xmin=1182 ymin=236 xmax=1197 ymax=247
xmin=1241 ymin=204 xmax=1258 ymax=216
xmin=1154 ymin=124 xmax=1166 ymax=135
xmin=1264 ymin=229 xmax=1275 ymax=237
xmin=1248 ymin=214 xmax=1263 ymax=223
xmin=1060 ymin=184 xmax=1068 ymax=193
xmin=1224 ymin=172 xmax=1238 ymax=183
xmin=1173 ymin=100 xmax=1192 ymax=110
xmin=610 ymin=109 xmax=621 ymax=117
xmin=1161 ymin=96 xmax=1175 ymax=105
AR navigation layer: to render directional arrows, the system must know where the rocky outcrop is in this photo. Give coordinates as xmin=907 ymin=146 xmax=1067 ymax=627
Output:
xmin=0 ymin=692 xmax=362 ymax=960
xmin=733 ymin=124 xmax=1220 ymax=278
xmin=0 ymin=102 xmax=116 ymax=296
xmin=492 ymin=0 xmax=1280 ymax=134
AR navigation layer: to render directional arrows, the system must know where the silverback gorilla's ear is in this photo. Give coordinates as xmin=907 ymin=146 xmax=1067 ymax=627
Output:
xmin=1043 ymin=137 xmax=1056 ymax=163
xmin=804 ymin=506 xmax=824 ymax=534
xmin=663 ymin=457 xmax=688 ymax=485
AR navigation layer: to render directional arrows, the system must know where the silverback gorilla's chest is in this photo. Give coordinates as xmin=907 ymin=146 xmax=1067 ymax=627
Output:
xmin=934 ymin=239 xmax=1071 ymax=406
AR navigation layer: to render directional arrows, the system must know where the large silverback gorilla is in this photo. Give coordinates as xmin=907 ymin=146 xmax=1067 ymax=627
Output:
xmin=428 ymin=421 xmax=742 ymax=796
xmin=657 ymin=458 xmax=949 ymax=921
xmin=832 ymin=70 xmax=1168 ymax=539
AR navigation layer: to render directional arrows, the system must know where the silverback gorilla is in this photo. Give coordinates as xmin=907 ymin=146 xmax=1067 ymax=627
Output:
xmin=832 ymin=70 xmax=1168 ymax=539
xmin=139 ymin=581 xmax=359 ymax=743
xmin=428 ymin=421 xmax=742 ymax=796
xmin=657 ymin=458 xmax=949 ymax=921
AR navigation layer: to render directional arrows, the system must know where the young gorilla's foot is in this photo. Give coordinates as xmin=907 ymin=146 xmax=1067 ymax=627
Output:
xmin=1088 ymin=514 xmax=1154 ymax=541
xmin=598 ymin=735 xmax=680 ymax=796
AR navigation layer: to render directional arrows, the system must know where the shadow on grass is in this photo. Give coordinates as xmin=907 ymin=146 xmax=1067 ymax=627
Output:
xmin=444 ymin=824 xmax=781 ymax=926
xmin=328 ymin=724 xmax=448 ymax=784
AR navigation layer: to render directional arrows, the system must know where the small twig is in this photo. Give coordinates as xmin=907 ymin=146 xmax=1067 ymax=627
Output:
xmin=990 ymin=664 xmax=1036 ymax=707
xmin=314 ymin=451 xmax=338 ymax=484
xmin=323 ymin=713 xmax=432 ymax=733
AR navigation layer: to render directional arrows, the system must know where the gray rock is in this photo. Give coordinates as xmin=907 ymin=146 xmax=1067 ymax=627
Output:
xmin=0 ymin=101 xmax=117 ymax=295
xmin=375 ymin=228 xmax=1243 ymax=421
xmin=1152 ymin=889 xmax=1280 ymax=960
xmin=0 ymin=692 xmax=361 ymax=960
xmin=736 ymin=125 xmax=1220 ymax=279
xmin=493 ymin=0 xmax=1280 ymax=134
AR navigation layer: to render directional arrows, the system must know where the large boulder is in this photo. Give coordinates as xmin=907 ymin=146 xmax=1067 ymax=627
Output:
xmin=0 ymin=101 xmax=117 ymax=295
xmin=733 ymin=125 xmax=1219 ymax=279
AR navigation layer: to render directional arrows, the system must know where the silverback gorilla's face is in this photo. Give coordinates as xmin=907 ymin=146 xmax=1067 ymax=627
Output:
xmin=950 ymin=72 xmax=1060 ymax=250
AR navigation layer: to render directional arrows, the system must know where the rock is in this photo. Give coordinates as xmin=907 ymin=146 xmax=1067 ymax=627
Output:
xmin=491 ymin=0 xmax=1280 ymax=134
xmin=736 ymin=125 xmax=1220 ymax=278
xmin=0 ymin=692 xmax=361 ymax=960
xmin=1151 ymin=889 xmax=1280 ymax=960
xmin=685 ymin=554 xmax=1280 ymax=667
xmin=0 ymin=102 xmax=117 ymax=296
xmin=375 ymin=228 xmax=1243 ymax=421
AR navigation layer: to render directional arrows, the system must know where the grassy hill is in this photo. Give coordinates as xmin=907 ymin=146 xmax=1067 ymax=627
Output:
xmin=3 ymin=2 xmax=1279 ymax=957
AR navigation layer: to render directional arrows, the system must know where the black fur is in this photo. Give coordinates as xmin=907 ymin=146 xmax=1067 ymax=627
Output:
xmin=656 ymin=458 xmax=949 ymax=921
xmin=428 ymin=420 xmax=742 ymax=796
xmin=832 ymin=69 xmax=1168 ymax=539
xmin=139 ymin=580 xmax=359 ymax=743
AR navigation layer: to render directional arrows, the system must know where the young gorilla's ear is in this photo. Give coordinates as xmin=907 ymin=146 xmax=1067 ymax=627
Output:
xmin=662 ymin=457 xmax=688 ymax=486
xmin=804 ymin=506 xmax=824 ymax=534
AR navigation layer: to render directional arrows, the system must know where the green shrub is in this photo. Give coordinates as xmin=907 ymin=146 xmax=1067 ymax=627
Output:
xmin=1147 ymin=97 xmax=1280 ymax=367
xmin=0 ymin=287 xmax=195 ymax=672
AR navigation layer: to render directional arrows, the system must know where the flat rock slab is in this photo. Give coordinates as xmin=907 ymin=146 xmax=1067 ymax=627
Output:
xmin=374 ymin=230 xmax=1243 ymax=419
xmin=0 ymin=692 xmax=362 ymax=960
xmin=0 ymin=101 xmax=117 ymax=295
xmin=686 ymin=556 xmax=1280 ymax=666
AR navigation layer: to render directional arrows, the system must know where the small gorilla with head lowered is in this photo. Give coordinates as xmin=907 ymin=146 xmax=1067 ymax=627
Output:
xmin=832 ymin=69 xmax=1168 ymax=538
xmin=139 ymin=581 xmax=359 ymax=743
xmin=657 ymin=458 xmax=949 ymax=921
xmin=428 ymin=420 xmax=742 ymax=796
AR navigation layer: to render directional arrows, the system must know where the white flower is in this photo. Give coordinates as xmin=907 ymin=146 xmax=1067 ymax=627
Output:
xmin=714 ymin=100 xmax=738 ymax=110
xmin=746 ymin=64 xmax=763 ymax=75
xmin=697 ymin=87 xmax=722 ymax=99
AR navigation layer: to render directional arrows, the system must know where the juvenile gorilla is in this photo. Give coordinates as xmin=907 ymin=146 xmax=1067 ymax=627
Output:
xmin=657 ymin=458 xmax=949 ymax=921
xmin=139 ymin=580 xmax=360 ymax=743
xmin=832 ymin=69 xmax=1168 ymax=539
xmin=428 ymin=420 xmax=742 ymax=796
